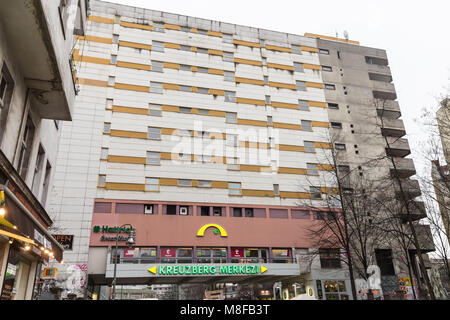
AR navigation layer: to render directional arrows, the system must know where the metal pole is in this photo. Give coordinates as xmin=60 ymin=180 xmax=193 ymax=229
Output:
xmin=111 ymin=224 xmax=134 ymax=300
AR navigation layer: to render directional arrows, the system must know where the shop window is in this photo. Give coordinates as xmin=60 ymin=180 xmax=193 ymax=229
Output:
xmin=200 ymin=206 xmax=210 ymax=216
xmin=161 ymin=248 xmax=193 ymax=264
xmin=323 ymin=281 xmax=348 ymax=300
xmin=0 ymin=245 xmax=32 ymax=300
xmin=197 ymin=248 xmax=227 ymax=263
xmin=319 ymin=248 xmax=341 ymax=269
xmin=233 ymin=208 xmax=242 ymax=217
xmin=166 ymin=205 xmax=176 ymax=215
xmin=213 ymin=207 xmax=222 ymax=216
xmin=111 ymin=247 xmax=157 ymax=264
xmin=231 ymin=248 xmax=268 ymax=263
xmin=244 ymin=208 xmax=254 ymax=217
xmin=271 ymin=249 xmax=292 ymax=263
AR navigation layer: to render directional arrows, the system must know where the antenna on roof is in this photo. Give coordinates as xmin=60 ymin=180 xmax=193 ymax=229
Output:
xmin=344 ymin=30 xmax=349 ymax=41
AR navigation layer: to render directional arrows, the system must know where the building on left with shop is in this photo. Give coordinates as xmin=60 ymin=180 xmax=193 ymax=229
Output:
xmin=0 ymin=0 xmax=87 ymax=300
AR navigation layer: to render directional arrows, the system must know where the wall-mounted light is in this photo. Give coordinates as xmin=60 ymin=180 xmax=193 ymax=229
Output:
xmin=8 ymin=238 xmax=13 ymax=244
xmin=24 ymin=244 xmax=31 ymax=251
xmin=0 ymin=207 xmax=6 ymax=217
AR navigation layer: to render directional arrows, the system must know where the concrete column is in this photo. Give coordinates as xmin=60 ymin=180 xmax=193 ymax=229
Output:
xmin=24 ymin=260 xmax=38 ymax=300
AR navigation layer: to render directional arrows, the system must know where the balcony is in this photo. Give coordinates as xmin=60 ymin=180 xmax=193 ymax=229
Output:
xmin=398 ymin=201 xmax=427 ymax=223
xmin=0 ymin=0 xmax=75 ymax=120
xmin=385 ymin=137 xmax=411 ymax=157
xmin=409 ymin=224 xmax=435 ymax=253
xmin=373 ymin=90 xmax=397 ymax=101
xmin=394 ymin=179 xmax=421 ymax=200
xmin=381 ymin=118 xmax=406 ymax=138
xmin=376 ymin=101 xmax=401 ymax=119
xmin=390 ymin=158 xmax=416 ymax=178
xmin=372 ymin=80 xmax=396 ymax=94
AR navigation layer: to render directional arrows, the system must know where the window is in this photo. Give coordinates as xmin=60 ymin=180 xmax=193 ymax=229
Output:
xmin=111 ymin=55 xmax=117 ymax=64
xmin=178 ymin=129 xmax=191 ymax=137
xmin=228 ymin=182 xmax=242 ymax=195
xmin=41 ymin=161 xmax=52 ymax=207
xmin=148 ymin=127 xmax=161 ymax=140
xmin=328 ymin=103 xmax=339 ymax=110
xmin=262 ymin=57 xmax=267 ymax=66
xmin=292 ymin=45 xmax=302 ymax=55
xmin=112 ymin=34 xmax=119 ymax=44
xmin=101 ymin=148 xmax=108 ymax=160
xmin=325 ymin=84 xmax=336 ymax=90
xmin=294 ymin=63 xmax=304 ymax=73
xmin=319 ymin=249 xmax=341 ymax=269
xmin=179 ymin=85 xmax=191 ymax=92
xmin=197 ymin=109 xmax=209 ymax=115
xmin=226 ymin=112 xmax=237 ymax=124
xmin=153 ymin=22 xmax=164 ymax=32
xmin=260 ymin=39 xmax=265 ymax=47
xmin=180 ymin=64 xmax=191 ymax=72
xmin=324 ymin=281 xmax=348 ymax=300
xmin=307 ymin=163 xmax=318 ymax=175
xmin=296 ymin=81 xmax=306 ymax=91
xmin=166 ymin=205 xmax=177 ymax=215
xmin=335 ymin=143 xmax=346 ymax=150
xmin=58 ymin=0 xmax=68 ymax=38
xmin=31 ymin=145 xmax=45 ymax=196
xmin=150 ymin=82 xmax=163 ymax=94
xmin=152 ymin=41 xmax=164 ymax=52
xmin=304 ymin=141 xmax=315 ymax=153
xmin=161 ymin=247 xmax=193 ymax=263
xmin=151 ymin=61 xmax=163 ymax=72
xmin=198 ymin=180 xmax=212 ymax=188
xmin=180 ymin=45 xmax=191 ymax=52
xmin=331 ymin=122 xmax=342 ymax=129
xmin=98 ymin=175 xmax=106 ymax=187
xmin=0 ymin=64 xmax=14 ymax=142
xmin=197 ymin=47 xmax=208 ymax=54
xmin=197 ymin=67 xmax=208 ymax=73
xmin=200 ymin=131 xmax=210 ymax=139
xmin=272 ymin=249 xmax=292 ymax=263
xmin=267 ymin=116 xmax=273 ymax=125
xmin=223 ymin=33 xmax=233 ymax=43
xmin=223 ymin=52 xmax=234 ymax=62
xmin=231 ymin=248 xmax=268 ymax=263
xmin=17 ymin=116 xmax=35 ymax=179
xmin=298 ymin=100 xmax=309 ymax=111
xmin=197 ymin=248 xmax=227 ymax=263
xmin=179 ymin=107 xmax=191 ymax=114
xmin=178 ymin=179 xmax=192 ymax=187
xmin=375 ymin=249 xmax=395 ymax=276
xmin=197 ymin=29 xmax=208 ymax=35
xmin=319 ymin=49 xmax=329 ymax=55
xmin=322 ymin=66 xmax=333 ymax=72
xmin=226 ymin=157 xmax=239 ymax=170
xmin=273 ymin=184 xmax=279 ymax=196
xmin=224 ymin=71 xmax=235 ymax=81
xmin=197 ymin=87 xmax=209 ymax=94
xmin=145 ymin=178 xmax=159 ymax=191
xmin=301 ymin=120 xmax=312 ymax=131
xmin=108 ymin=76 xmax=115 ymax=86
xmin=264 ymin=76 xmax=268 ymax=85
xmin=338 ymin=165 xmax=350 ymax=173
xmin=114 ymin=16 xmax=121 ymax=24
xmin=180 ymin=26 xmax=190 ymax=33
xmin=178 ymin=153 xmax=191 ymax=161
xmin=224 ymin=91 xmax=236 ymax=102
xmin=233 ymin=208 xmax=242 ymax=217
xmin=149 ymin=104 xmax=162 ymax=116
xmin=146 ymin=152 xmax=160 ymax=165
xmin=265 ymin=95 xmax=271 ymax=105
xmin=310 ymin=187 xmax=322 ymax=199
xmin=106 ymin=99 xmax=113 ymax=110
xmin=269 ymin=137 xmax=275 ymax=148
xmin=197 ymin=155 xmax=211 ymax=162
xmin=103 ymin=122 xmax=111 ymax=134
xmin=226 ymin=134 xmax=238 ymax=147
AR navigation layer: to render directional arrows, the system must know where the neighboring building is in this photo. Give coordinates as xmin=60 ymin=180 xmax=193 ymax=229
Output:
xmin=0 ymin=0 xmax=86 ymax=300
xmin=47 ymin=0 xmax=432 ymax=300
xmin=437 ymin=98 xmax=450 ymax=165
xmin=431 ymin=160 xmax=450 ymax=245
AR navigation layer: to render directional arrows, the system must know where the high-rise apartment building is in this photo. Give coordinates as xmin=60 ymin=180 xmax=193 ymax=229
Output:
xmin=48 ymin=0 xmax=434 ymax=300
xmin=0 ymin=0 xmax=87 ymax=300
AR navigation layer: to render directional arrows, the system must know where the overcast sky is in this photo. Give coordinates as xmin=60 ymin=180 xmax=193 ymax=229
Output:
xmin=104 ymin=0 xmax=450 ymax=176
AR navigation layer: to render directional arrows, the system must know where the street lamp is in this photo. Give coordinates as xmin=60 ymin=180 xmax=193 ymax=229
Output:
xmin=111 ymin=224 xmax=135 ymax=300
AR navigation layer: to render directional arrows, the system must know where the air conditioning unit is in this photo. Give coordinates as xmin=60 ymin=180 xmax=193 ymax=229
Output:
xmin=245 ymin=208 xmax=254 ymax=217
xmin=144 ymin=204 xmax=153 ymax=214
xmin=179 ymin=206 xmax=188 ymax=215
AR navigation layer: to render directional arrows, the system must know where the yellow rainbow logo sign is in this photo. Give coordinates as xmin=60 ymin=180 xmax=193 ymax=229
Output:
xmin=196 ymin=224 xmax=228 ymax=237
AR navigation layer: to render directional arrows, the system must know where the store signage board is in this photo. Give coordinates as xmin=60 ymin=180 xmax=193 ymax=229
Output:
xmin=148 ymin=264 xmax=268 ymax=276
xmin=53 ymin=234 xmax=74 ymax=250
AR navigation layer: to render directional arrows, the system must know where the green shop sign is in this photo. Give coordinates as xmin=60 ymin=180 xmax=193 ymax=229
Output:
xmin=148 ymin=265 xmax=268 ymax=276
xmin=93 ymin=225 xmax=133 ymax=234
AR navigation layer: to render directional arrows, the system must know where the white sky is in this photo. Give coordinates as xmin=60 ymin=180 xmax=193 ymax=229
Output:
xmin=104 ymin=0 xmax=450 ymax=176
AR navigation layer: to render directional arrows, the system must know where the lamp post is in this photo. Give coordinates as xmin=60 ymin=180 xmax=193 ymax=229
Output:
xmin=111 ymin=224 xmax=135 ymax=300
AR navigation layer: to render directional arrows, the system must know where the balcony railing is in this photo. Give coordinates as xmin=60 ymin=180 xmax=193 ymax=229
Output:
xmin=390 ymin=158 xmax=416 ymax=178
xmin=385 ymin=137 xmax=411 ymax=157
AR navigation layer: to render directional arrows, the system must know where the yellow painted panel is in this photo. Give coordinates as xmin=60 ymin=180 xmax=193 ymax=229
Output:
xmin=208 ymin=89 xmax=225 ymax=96
xmin=267 ymin=63 xmax=294 ymax=71
xmin=303 ymin=64 xmax=321 ymax=70
xmin=190 ymin=28 xmax=198 ymax=33
xmin=163 ymin=83 xmax=180 ymax=90
xmin=211 ymin=181 xmax=228 ymax=189
xmin=77 ymin=78 xmax=108 ymax=87
xmin=191 ymin=66 xmax=198 ymax=72
xmin=208 ymin=49 xmax=223 ymax=56
xmin=163 ymin=62 xmax=180 ymax=70
xmin=278 ymin=167 xmax=308 ymax=175
xmin=233 ymin=39 xmax=260 ymax=48
xmin=164 ymin=24 xmax=181 ymax=30
xmin=88 ymin=16 xmax=114 ymax=24
xmin=265 ymin=44 xmax=292 ymax=53
xmin=306 ymin=82 xmax=325 ymax=89
xmin=312 ymin=121 xmax=330 ymax=128
xmin=309 ymin=101 xmax=327 ymax=108
xmin=118 ymin=40 xmax=152 ymax=50
xmin=278 ymin=145 xmax=305 ymax=152
xmin=83 ymin=35 xmax=112 ymax=44
xmin=105 ymin=183 xmax=145 ymax=191
xmin=207 ymin=30 xmax=223 ymax=37
xmin=270 ymin=101 xmax=298 ymax=110
xmin=207 ymin=110 xmax=226 ymax=117
xmin=110 ymin=130 xmax=147 ymax=139
xmin=301 ymin=46 xmax=319 ymax=53
xmin=161 ymin=128 xmax=176 ymax=135
xmin=314 ymin=142 xmax=332 ymax=149
xmin=239 ymin=165 xmax=270 ymax=172
xmin=161 ymin=105 xmax=179 ymax=112
xmin=242 ymin=189 xmax=275 ymax=197
xmin=269 ymin=82 xmax=297 ymax=90
xmin=273 ymin=123 xmax=301 ymax=130
xmin=164 ymin=43 xmax=181 ymax=49
xmin=234 ymin=58 xmax=263 ymax=66
xmin=72 ymin=52 xmax=110 ymax=65
xmin=236 ymin=97 xmax=266 ymax=106
xmin=112 ymin=106 xmax=148 ymax=115
xmin=120 ymin=21 xmax=153 ymax=31
xmin=117 ymin=61 xmax=151 ymax=71
xmin=318 ymin=164 xmax=335 ymax=171
xmin=235 ymin=77 xmax=265 ymax=86
xmin=108 ymin=155 xmax=146 ymax=164
xmin=191 ymin=47 xmax=198 ymax=52
xmin=115 ymin=83 xmax=149 ymax=93
xmin=208 ymin=69 xmax=225 ymax=76
xmin=159 ymin=178 xmax=178 ymax=186
xmin=304 ymin=33 xmax=360 ymax=45
xmin=279 ymin=191 xmax=311 ymax=199
xmin=237 ymin=119 xmax=267 ymax=127
xmin=160 ymin=152 xmax=173 ymax=160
